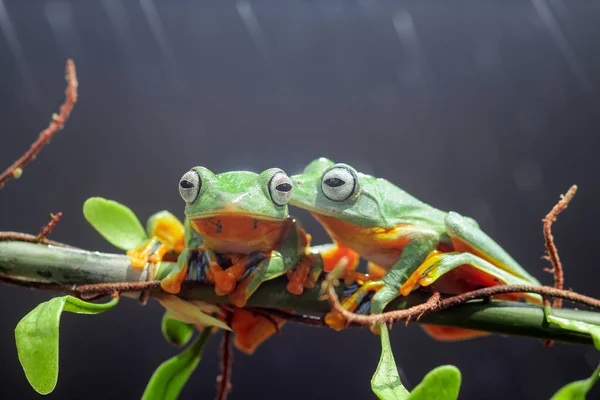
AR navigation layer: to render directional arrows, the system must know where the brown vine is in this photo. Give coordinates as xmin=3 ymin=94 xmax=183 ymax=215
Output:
xmin=543 ymin=185 xmax=577 ymax=309
xmin=0 ymin=60 xmax=78 ymax=189
xmin=35 ymin=212 xmax=63 ymax=242
xmin=216 ymin=310 xmax=234 ymax=400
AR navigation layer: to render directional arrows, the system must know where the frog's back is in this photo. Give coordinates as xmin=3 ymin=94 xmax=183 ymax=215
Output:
xmin=370 ymin=176 xmax=449 ymax=232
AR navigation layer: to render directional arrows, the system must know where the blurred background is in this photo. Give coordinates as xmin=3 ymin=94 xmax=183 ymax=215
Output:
xmin=1 ymin=1 xmax=599 ymax=399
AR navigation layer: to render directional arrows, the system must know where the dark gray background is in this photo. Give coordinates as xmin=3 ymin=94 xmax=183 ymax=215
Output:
xmin=1 ymin=1 xmax=599 ymax=399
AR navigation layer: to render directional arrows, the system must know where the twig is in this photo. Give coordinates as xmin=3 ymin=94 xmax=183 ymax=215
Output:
xmin=325 ymin=283 xmax=600 ymax=327
xmin=543 ymin=185 xmax=577 ymax=308
xmin=35 ymin=212 xmax=63 ymax=242
xmin=0 ymin=231 xmax=77 ymax=248
xmin=216 ymin=311 xmax=234 ymax=400
xmin=0 ymin=59 xmax=78 ymax=189
xmin=2 ymin=239 xmax=600 ymax=344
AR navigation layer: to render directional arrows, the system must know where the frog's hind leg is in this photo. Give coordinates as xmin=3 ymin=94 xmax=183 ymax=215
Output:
xmin=231 ymin=309 xmax=285 ymax=354
xmin=401 ymin=251 xmax=542 ymax=304
xmin=444 ymin=211 xmax=540 ymax=284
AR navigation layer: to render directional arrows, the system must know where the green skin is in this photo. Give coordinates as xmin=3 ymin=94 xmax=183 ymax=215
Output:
xmin=160 ymin=167 xmax=322 ymax=306
xmin=290 ymin=158 xmax=541 ymax=318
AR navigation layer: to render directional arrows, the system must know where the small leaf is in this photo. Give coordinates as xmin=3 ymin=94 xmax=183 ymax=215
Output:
xmin=371 ymin=324 xmax=410 ymax=400
xmin=551 ymin=379 xmax=595 ymax=400
xmin=408 ymin=365 xmax=461 ymax=400
xmin=15 ymin=296 xmax=119 ymax=394
xmin=547 ymin=315 xmax=600 ymax=399
xmin=547 ymin=315 xmax=600 ymax=350
xmin=157 ymin=295 xmax=231 ymax=331
xmin=142 ymin=327 xmax=212 ymax=400
xmin=83 ymin=197 xmax=148 ymax=250
xmin=162 ymin=311 xmax=194 ymax=347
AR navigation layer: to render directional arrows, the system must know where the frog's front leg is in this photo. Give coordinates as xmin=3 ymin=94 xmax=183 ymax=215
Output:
xmin=325 ymin=230 xmax=440 ymax=332
xmin=161 ymin=217 xmax=203 ymax=294
xmin=228 ymin=250 xmax=289 ymax=308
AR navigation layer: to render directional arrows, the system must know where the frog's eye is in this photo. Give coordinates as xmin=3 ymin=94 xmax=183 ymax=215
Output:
xmin=268 ymin=171 xmax=293 ymax=206
xmin=321 ymin=166 xmax=357 ymax=202
xmin=179 ymin=170 xmax=201 ymax=204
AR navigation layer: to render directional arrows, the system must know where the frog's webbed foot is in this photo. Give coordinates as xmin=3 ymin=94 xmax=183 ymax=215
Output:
xmin=127 ymin=237 xmax=171 ymax=268
xmin=228 ymin=252 xmax=280 ymax=308
xmin=286 ymin=253 xmax=323 ymax=295
xmin=324 ymin=280 xmax=386 ymax=331
xmin=128 ymin=211 xmax=185 ymax=269
xmin=211 ymin=253 xmax=250 ymax=296
xmin=231 ymin=309 xmax=285 ymax=354
xmin=160 ymin=261 xmax=189 ymax=294
xmin=160 ymin=248 xmax=192 ymax=294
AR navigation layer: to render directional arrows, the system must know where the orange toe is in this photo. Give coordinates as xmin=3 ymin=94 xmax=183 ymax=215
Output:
xmin=160 ymin=265 xmax=188 ymax=294
xmin=214 ymin=270 xmax=238 ymax=295
xmin=324 ymin=311 xmax=347 ymax=331
xmin=286 ymin=281 xmax=304 ymax=295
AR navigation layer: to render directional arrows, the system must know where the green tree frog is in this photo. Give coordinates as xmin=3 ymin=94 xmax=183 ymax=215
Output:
xmin=139 ymin=166 xmax=324 ymax=308
xmin=290 ymin=158 xmax=542 ymax=338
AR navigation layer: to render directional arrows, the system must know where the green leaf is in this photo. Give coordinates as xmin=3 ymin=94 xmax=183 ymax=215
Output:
xmin=551 ymin=378 xmax=597 ymax=400
xmin=83 ymin=197 xmax=148 ymax=250
xmin=142 ymin=327 xmax=212 ymax=400
xmin=156 ymin=295 xmax=231 ymax=331
xmin=162 ymin=311 xmax=194 ymax=347
xmin=408 ymin=366 xmax=461 ymax=400
xmin=548 ymin=315 xmax=600 ymax=399
xmin=15 ymin=295 xmax=119 ymax=394
xmin=547 ymin=315 xmax=600 ymax=350
xmin=371 ymin=324 xmax=410 ymax=400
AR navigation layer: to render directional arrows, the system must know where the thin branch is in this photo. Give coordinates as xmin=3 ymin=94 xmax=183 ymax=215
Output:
xmin=35 ymin=212 xmax=63 ymax=242
xmin=216 ymin=311 xmax=233 ymax=400
xmin=325 ymin=283 xmax=600 ymax=327
xmin=2 ymin=239 xmax=600 ymax=345
xmin=0 ymin=231 xmax=77 ymax=248
xmin=0 ymin=59 xmax=78 ymax=189
xmin=543 ymin=185 xmax=577 ymax=308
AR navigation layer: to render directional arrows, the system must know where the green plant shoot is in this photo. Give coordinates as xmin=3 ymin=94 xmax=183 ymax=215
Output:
xmin=142 ymin=326 xmax=212 ymax=400
xmin=15 ymin=295 xmax=119 ymax=394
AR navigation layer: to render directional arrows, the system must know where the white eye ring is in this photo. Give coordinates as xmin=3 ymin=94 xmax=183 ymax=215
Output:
xmin=321 ymin=166 xmax=357 ymax=202
xmin=179 ymin=170 xmax=201 ymax=204
xmin=268 ymin=171 xmax=293 ymax=206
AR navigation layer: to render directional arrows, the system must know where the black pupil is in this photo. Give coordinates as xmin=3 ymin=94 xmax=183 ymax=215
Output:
xmin=276 ymin=182 xmax=292 ymax=192
xmin=325 ymin=177 xmax=345 ymax=187
xmin=180 ymin=180 xmax=194 ymax=189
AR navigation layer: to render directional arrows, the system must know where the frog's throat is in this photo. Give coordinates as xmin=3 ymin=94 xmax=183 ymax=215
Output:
xmin=190 ymin=214 xmax=287 ymax=254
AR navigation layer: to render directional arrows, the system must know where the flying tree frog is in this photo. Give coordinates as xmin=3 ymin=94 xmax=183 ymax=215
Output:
xmin=290 ymin=158 xmax=542 ymax=338
xmin=155 ymin=166 xmax=324 ymax=308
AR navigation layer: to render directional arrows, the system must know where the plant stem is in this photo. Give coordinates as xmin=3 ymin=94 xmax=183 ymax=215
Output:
xmin=1 ymin=240 xmax=599 ymax=346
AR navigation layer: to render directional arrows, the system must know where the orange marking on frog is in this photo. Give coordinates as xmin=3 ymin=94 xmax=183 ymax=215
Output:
xmin=191 ymin=215 xmax=287 ymax=254
xmin=231 ymin=309 xmax=285 ymax=354
xmin=310 ymin=213 xmax=427 ymax=269
xmin=420 ymin=325 xmax=490 ymax=341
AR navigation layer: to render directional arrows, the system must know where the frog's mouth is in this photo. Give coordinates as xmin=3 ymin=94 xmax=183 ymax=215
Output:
xmin=189 ymin=212 xmax=287 ymax=254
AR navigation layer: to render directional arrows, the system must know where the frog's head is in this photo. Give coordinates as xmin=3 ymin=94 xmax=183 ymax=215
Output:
xmin=178 ymin=167 xmax=293 ymax=253
xmin=290 ymin=158 xmax=386 ymax=228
